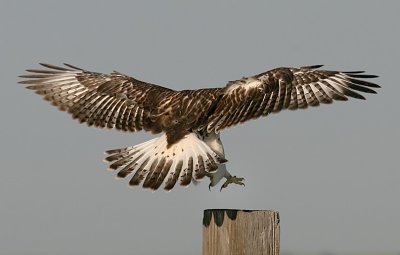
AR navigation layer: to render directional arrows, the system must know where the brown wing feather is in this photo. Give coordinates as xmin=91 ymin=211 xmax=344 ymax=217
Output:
xmin=21 ymin=64 xmax=380 ymax=135
xmin=207 ymin=66 xmax=380 ymax=133
xmin=19 ymin=63 xmax=174 ymax=133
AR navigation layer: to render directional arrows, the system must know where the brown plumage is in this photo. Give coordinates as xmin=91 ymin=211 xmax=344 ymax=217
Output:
xmin=20 ymin=63 xmax=380 ymax=191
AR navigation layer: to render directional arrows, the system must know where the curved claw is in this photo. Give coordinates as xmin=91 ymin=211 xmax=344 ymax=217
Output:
xmin=220 ymin=175 xmax=245 ymax=192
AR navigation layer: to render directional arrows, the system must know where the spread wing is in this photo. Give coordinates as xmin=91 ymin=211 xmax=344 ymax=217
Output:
xmin=19 ymin=63 xmax=174 ymax=132
xmin=207 ymin=65 xmax=380 ymax=133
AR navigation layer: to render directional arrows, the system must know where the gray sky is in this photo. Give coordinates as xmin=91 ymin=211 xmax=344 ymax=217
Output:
xmin=1 ymin=1 xmax=399 ymax=254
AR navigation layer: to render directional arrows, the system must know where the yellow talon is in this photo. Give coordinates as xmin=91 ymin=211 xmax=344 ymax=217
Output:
xmin=220 ymin=175 xmax=245 ymax=191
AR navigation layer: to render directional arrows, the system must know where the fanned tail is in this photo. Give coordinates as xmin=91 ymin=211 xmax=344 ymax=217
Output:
xmin=104 ymin=133 xmax=226 ymax=191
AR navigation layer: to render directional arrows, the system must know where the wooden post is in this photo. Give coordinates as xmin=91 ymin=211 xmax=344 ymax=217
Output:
xmin=203 ymin=209 xmax=280 ymax=255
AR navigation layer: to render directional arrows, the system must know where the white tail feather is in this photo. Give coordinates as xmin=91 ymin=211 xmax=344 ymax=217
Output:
xmin=105 ymin=133 xmax=226 ymax=191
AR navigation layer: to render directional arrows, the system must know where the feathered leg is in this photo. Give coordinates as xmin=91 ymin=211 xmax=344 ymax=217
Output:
xmin=203 ymin=132 xmax=245 ymax=190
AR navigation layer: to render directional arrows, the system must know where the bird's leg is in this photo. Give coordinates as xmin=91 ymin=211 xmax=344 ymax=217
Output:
xmin=220 ymin=173 xmax=245 ymax=191
xmin=206 ymin=164 xmax=245 ymax=191
xmin=202 ymin=132 xmax=246 ymax=191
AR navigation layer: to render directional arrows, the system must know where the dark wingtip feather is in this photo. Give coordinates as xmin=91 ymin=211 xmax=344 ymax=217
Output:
xmin=25 ymin=85 xmax=38 ymax=90
xmin=18 ymin=77 xmax=31 ymax=84
xmin=19 ymin=74 xmax=51 ymax=79
xmin=63 ymin=63 xmax=84 ymax=70
xmin=354 ymin=94 xmax=366 ymax=100
xmin=332 ymin=93 xmax=348 ymax=101
xmin=39 ymin=63 xmax=71 ymax=71
xmin=348 ymin=78 xmax=381 ymax=88
xmin=301 ymin=64 xmax=324 ymax=69
xmin=343 ymin=88 xmax=366 ymax=100
xmin=346 ymin=74 xmax=379 ymax=79
xmin=343 ymin=71 xmax=365 ymax=74
xmin=19 ymin=80 xmax=41 ymax=85
xmin=104 ymin=148 xmax=122 ymax=155
xmin=346 ymin=83 xmax=378 ymax=94
xmin=25 ymin=69 xmax=61 ymax=74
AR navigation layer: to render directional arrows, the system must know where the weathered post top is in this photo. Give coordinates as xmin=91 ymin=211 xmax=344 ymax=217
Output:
xmin=203 ymin=209 xmax=280 ymax=255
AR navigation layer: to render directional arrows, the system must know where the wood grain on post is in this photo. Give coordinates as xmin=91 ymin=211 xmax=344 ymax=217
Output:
xmin=203 ymin=209 xmax=280 ymax=255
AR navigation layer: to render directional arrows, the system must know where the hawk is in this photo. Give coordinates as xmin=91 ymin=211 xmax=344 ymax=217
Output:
xmin=20 ymin=63 xmax=380 ymax=191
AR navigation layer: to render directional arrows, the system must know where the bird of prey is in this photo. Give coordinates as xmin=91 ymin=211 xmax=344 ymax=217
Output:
xmin=20 ymin=63 xmax=380 ymax=191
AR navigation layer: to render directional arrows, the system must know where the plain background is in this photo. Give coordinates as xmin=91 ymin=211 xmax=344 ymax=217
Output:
xmin=1 ymin=1 xmax=399 ymax=254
